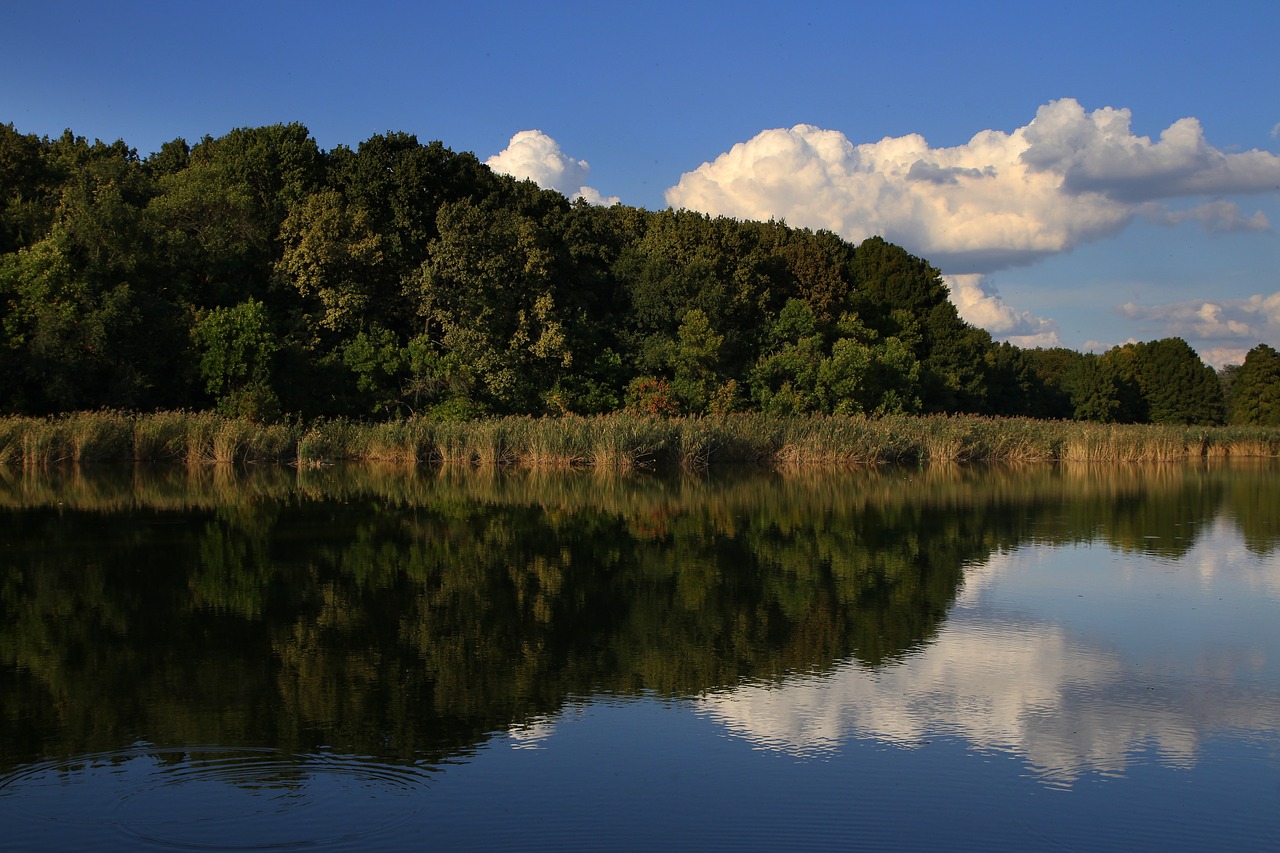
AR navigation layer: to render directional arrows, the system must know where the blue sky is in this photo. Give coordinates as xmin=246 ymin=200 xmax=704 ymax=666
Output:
xmin=4 ymin=1 xmax=1278 ymax=364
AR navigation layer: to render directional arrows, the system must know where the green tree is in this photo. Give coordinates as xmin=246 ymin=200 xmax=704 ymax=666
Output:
xmin=1019 ymin=347 xmax=1083 ymax=419
xmin=771 ymin=227 xmax=855 ymax=322
xmin=0 ymin=135 xmax=183 ymax=411
xmin=669 ymin=308 xmax=732 ymax=413
xmin=1228 ymin=343 xmax=1280 ymax=425
xmin=749 ymin=300 xmax=921 ymax=416
xmin=410 ymin=199 xmax=573 ymax=413
xmin=191 ymin=298 xmax=280 ymax=419
xmin=750 ymin=299 xmax=826 ymax=414
xmin=1127 ymin=338 xmax=1224 ymax=425
xmin=818 ymin=315 xmax=921 ymax=415
xmin=847 ymin=237 xmax=989 ymax=413
xmin=187 ymin=123 xmax=323 ymax=235
xmin=144 ymin=157 xmax=269 ymax=308
xmin=0 ymin=123 xmax=59 ymax=254
xmin=339 ymin=325 xmax=408 ymax=416
xmin=275 ymin=189 xmax=385 ymax=338
xmin=1067 ymin=354 xmax=1125 ymax=422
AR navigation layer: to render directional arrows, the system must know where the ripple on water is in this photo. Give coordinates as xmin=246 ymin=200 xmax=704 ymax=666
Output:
xmin=0 ymin=744 xmax=434 ymax=851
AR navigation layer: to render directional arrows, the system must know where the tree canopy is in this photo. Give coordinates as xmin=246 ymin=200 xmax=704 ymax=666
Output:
xmin=0 ymin=120 xmax=1257 ymax=425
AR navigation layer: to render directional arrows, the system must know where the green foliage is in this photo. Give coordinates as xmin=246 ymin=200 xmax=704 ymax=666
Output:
xmin=340 ymin=325 xmax=405 ymax=416
xmin=145 ymin=158 xmax=269 ymax=307
xmin=191 ymin=299 xmax=280 ymax=420
xmin=0 ymin=119 xmax=1271 ymax=425
xmin=0 ymin=123 xmax=59 ymax=253
xmin=1138 ymin=338 xmax=1224 ymax=425
xmin=1229 ymin=343 xmax=1280 ymax=426
xmin=668 ymin=308 xmax=729 ymax=414
xmin=0 ymin=232 xmax=153 ymax=411
xmin=1099 ymin=338 xmax=1224 ymax=425
xmin=276 ymin=189 xmax=386 ymax=338
xmin=849 ymin=236 xmax=949 ymax=319
xmin=1067 ymin=354 xmax=1125 ymax=423
xmin=188 ymin=123 xmax=323 ymax=233
xmin=411 ymin=199 xmax=575 ymax=413
xmin=544 ymin=349 xmax=625 ymax=415
xmin=1018 ymin=347 xmax=1082 ymax=419
xmin=749 ymin=301 xmax=921 ymax=416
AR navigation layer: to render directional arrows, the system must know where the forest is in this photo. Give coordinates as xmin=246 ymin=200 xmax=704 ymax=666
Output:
xmin=2 ymin=121 xmax=1277 ymax=426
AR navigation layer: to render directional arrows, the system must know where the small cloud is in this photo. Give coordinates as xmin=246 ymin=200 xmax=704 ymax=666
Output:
xmin=573 ymin=185 xmax=621 ymax=206
xmin=1120 ymin=291 xmax=1280 ymax=341
xmin=1082 ymin=337 xmax=1138 ymax=354
xmin=1139 ymin=200 xmax=1270 ymax=233
xmin=944 ymin=274 xmax=1061 ymax=345
xmin=1006 ymin=331 xmax=1064 ymax=349
xmin=486 ymin=130 xmax=619 ymax=206
xmin=1201 ymin=347 xmax=1251 ymax=369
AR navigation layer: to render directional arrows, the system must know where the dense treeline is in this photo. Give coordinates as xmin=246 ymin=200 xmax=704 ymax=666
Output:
xmin=2 ymin=121 xmax=1275 ymax=425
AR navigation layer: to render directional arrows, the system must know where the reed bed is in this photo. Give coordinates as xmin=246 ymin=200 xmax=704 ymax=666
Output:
xmin=0 ymin=410 xmax=1277 ymax=470
xmin=9 ymin=460 xmax=1279 ymax=559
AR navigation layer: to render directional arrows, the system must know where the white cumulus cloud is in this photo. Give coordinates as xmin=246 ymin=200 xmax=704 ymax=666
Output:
xmin=944 ymin=274 xmax=1061 ymax=348
xmin=664 ymin=99 xmax=1280 ymax=277
xmin=1201 ymin=348 xmax=1253 ymax=369
xmin=1120 ymin=290 xmax=1280 ymax=352
xmin=1020 ymin=104 xmax=1280 ymax=202
xmin=486 ymin=130 xmax=619 ymax=206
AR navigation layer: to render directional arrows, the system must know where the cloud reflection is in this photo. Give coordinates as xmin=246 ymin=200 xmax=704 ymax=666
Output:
xmin=694 ymin=538 xmax=1280 ymax=785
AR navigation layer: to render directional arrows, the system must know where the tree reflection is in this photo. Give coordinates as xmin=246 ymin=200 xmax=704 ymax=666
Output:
xmin=1 ymin=460 xmax=1276 ymax=771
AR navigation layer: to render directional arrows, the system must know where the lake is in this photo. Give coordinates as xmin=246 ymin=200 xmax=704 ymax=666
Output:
xmin=2 ymin=461 xmax=1278 ymax=851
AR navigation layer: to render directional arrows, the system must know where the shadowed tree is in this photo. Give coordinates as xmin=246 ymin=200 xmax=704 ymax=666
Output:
xmin=409 ymin=198 xmax=574 ymax=414
xmin=1228 ymin=343 xmax=1280 ymax=426
xmin=191 ymin=298 xmax=281 ymax=420
xmin=1125 ymin=338 xmax=1224 ymax=425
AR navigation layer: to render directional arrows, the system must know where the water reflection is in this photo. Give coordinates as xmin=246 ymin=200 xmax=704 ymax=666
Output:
xmin=1 ymin=745 xmax=431 ymax=849
xmin=698 ymin=511 xmax=1280 ymax=785
xmin=1 ymin=461 xmax=1278 ymax=809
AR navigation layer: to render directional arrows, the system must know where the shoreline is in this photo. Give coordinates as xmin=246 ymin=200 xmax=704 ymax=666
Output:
xmin=2 ymin=410 xmax=1278 ymax=470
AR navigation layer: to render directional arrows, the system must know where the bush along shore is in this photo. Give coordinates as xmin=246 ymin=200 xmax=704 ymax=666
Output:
xmin=2 ymin=411 xmax=1279 ymax=471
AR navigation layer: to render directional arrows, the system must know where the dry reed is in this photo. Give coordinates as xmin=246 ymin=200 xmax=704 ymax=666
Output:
xmin=0 ymin=410 xmax=1277 ymax=470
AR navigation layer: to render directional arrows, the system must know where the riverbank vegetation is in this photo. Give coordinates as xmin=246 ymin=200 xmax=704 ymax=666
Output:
xmin=3 ymin=121 xmax=1278 ymax=430
xmin=1 ymin=410 xmax=1278 ymax=470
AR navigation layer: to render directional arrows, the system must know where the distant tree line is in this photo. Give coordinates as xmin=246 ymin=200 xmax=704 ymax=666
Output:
xmin=1 ymin=121 xmax=1276 ymax=425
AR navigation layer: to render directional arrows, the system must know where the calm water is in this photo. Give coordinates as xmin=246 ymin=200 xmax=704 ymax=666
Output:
xmin=1 ymin=462 xmax=1278 ymax=851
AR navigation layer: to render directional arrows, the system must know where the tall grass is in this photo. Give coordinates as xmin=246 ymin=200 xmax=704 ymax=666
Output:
xmin=0 ymin=410 xmax=1277 ymax=470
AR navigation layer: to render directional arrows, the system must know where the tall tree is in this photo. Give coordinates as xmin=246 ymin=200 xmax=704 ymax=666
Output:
xmin=1067 ymin=354 xmax=1128 ymax=423
xmin=0 ymin=134 xmax=187 ymax=411
xmin=847 ymin=236 xmax=990 ymax=413
xmin=1127 ymin=338 xmax=1224 ymax=425
xmin=191 ymin=298 xmax=280 ymax=419
xmin=275 ymin=189 xmax=386 ymax=339
xmin=410 ymin=199 xmax=574 ymax=414
xmin=0 ymin=123 xmax=58 ymax=254
xmin=187 ymin=123 xmax=323 ymax=236
xmin=1020 ymin=347 xmax=1083 ymax=420
xmin=1228 ymin=343 xmax=1280 ymax=426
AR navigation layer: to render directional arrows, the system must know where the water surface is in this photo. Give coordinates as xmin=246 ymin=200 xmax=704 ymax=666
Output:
xmin=2 ymin=462 xmax=1278 ymax=850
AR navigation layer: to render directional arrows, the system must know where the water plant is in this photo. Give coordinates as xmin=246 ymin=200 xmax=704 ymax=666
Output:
xmin=0 ymin=411 xmax=1277 ymax=470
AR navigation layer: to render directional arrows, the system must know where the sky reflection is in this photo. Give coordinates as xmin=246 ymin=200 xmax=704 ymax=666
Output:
xmin=694 ymin=522 xmax=1280 ymax=785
